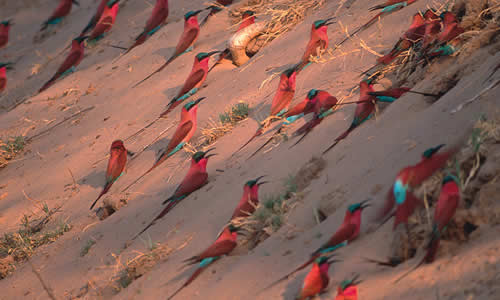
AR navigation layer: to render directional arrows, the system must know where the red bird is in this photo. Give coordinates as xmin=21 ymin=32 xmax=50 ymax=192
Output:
xmin=323 ymin=81 xmax=376 ymax=154
xmin=208 ymin=11 xmax=256 ymax=73
xmin=167 ymin=225 xmax=241 ymax=300
xmin=290 ymin=89 xmax=339 ymax=147
xmin=421 ymin=10 xmax=441 ymax=50
xmin=0 ymin=20 xmax=13 ymax=49
xmin=88 ymin=0 xmax=120 ymax=42
xmin=122 ymin=97 xmax=205 ymax=191
xmin=394 ymin=175 xmax=460 ymax=282
xmin=0 ymin=62 xmax=13 ymax=93
xmin=134 ymin=10 xmax=204 ymax=87
xmin=424 ymin=175 xmax=460 ymax=262
xmin=39 ymin=36 xmax=88 ymax=93
xmin=79 ymin=0 xmax=107 ymax=36
xmin=232 ymin=67 xmax=297 ymax=155
xmin=125 ymin=0 xmax=169 ymax=54
xmin=41 ymin=0 xmax=79 ymax=31
xmin=296 ymin=18 xmax=335 ymax=72
xmin=230 ymin=176 xmax=267 ymax=220
xmin=296 ymin=255 xmax=338 ymax=300
xmin=437 ymin=11 xmax=464 ymax=44
xmin=379 ymin=144 xmax=456 ymax=229
xmin=90 ymin=140 xmax=128 ymax=209
xmin=368 ymin=86 xmax=440 ymax=100
xmin=132 ymin=149 xmax=216 ymax=239
xmin=377 ymin=12 xmax=425 ymax=65
xmin=335 ymin=274 xmax=361 ymax=300
xmin=265 ymin=201 xmax=370 ymax=289
xmin=159 ymin=51 xmax=220 ymax=117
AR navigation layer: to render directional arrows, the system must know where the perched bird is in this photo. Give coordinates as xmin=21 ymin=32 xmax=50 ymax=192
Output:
xmin=122 ymin=97 xmax=205 ymax=191
xmin=420 ymin=9 xmax=441 ymax=50
xmin=290 ymin=89 xmax=339 ymax=147
xmin=323 ymin=81 xmax=376 ymax=154
xmin=377 ymin=12 xmax=425 ymax=65
xmin=39 ymin=36 xmax=88 ymax=93
xmin=88 ymin=0 xmax=120 ymax=42
xmin=296 ymin=255 xmax=338 ymax=300
xmin=368 ymin=86 xmax=441 ymax=100
xmin=295 ymin=18 xmax=336 ymax=72
xmin=134 ymin=10 xmax=204 ymax=87
xmin=158 ymin=51 xmax=221 ymax=117
xmin=265 ymin=200 xmax=370 ymax=289
xmin=233 ymin=67 xmax=298 ymax=155
xmin=90 ymin=140 xmax=129 ymax=209
xmin=0 ymin=20 xmax=13 ymax=49
xmin=41 ymin=0 xmax=79 ymax=31
xmin=122 ymin=0 xmax=169 ymax=55
xmin=230 ymin=176 xmax=267 ymax=220
xmin=79 ymin=0 xmax=107 ymax=36
xmin=0 ymin=62 xmax=13 ymax=93
xmin=167 ymin=225 xmax=241 ymax=300
xmin=208 ymin=11 xmax=256 ymax=73
xmin=379 ymin=144 xmax=456 ymax=229
xmin=437 ymin=11 xmax=464 ymax=44
xmin=132 ymin=149 xmax=216 ymax=239
xmin=335 ymin=274 xmax=361 ymax=300
xmin=394 ymin=175 xmax=460 ymax=282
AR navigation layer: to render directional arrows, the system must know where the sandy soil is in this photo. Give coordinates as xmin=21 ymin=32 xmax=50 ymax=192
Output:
xmin=0 ymin=0 xmax=499 ymax=299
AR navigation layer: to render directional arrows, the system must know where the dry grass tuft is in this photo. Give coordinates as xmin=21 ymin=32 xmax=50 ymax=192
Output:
xmin=0 ymin=136 xmax=26 ymax=169
xmin=0 ymin=204 xmax=69 ymax=278
xmin=231 ymin=0 xmax=326 ymax=46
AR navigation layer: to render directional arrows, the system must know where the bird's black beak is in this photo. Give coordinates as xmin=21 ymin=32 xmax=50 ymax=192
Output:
xmin=4 ymin=63 xmax=14 ymax=70
xmin=194 ymin=97 xmax=206 ymax=105
xmin=360 ymin=198 xmax=372 ymax=209
xmin=325 ymin=17 xmax=336 ymax=26
xmin=205 ymin=153 xmax=218 ymax=159
xmin=193 ymin=9 xmax=204 ymax=15
xmin=207 ymin=50 xmax=222 ymax=57
xmin=327 ymin=257 xmax=341 ymax=265
xmin=254 ymin=175 xmax=268 ymax=186
xmin=72 ymin=0 xmax=80 ymax=6
xmin=203 ymin=148 xmax=216 ymax=158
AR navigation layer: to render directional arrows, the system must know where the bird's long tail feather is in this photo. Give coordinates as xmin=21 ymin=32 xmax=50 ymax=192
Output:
xmin=130 ymin=200 xmax=177 ymax=240
xmin=322 ymin=124 xmax=355 ymax=154
xmin=133 ymin=55 xmax=175 ymax=88
xmin=167 ymin=266 xmax=208 ymax=300
xmin=261 ymin=255 xmax=318 ymax=292
xmin=89 ymin=183 xmax=112 ymax=210
xmin=248 ymin=127 xmax=283 ymax=159
xmin=121 ymin=165 xmax=155 ymax=192
xmin=124 ymin=117 xmax=161 ymax=142
xmin=232 ymin=127 xmax=263 ymax=156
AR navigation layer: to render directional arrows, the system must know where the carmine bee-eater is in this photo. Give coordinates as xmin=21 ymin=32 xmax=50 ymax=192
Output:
xmin=233 ymin=67 xmax=298 ymax=155
xmin=122 ymin=0 xmax=169 ymax=54
xmin=394 ymin=175 xmax=460 ymax=282
xmin=0 ymin=20 xmax=13 ymax=49
xmin=323 ymin=81 xmax=376 ymax=154
xmin=88 ymin=0 xmax=120 ymax=42
xmin=335 ymin=274 xmax=361 ymax=300
xmin=421 ymin=9 xmax=441 ymax=50
xmin=266 ymin=200 xmax=370 ymax=289
xmin=122 ymin=97 xmax=205 ymax=191
xmin=167 ymin=225 xmax=241 ymax=300
xmin=437 ymin=12 xmax=464 ymax=44
xmin=90 ymin=140 xmax=129 ymax=209
xmin=230 ymin=176 xmax=267 ymax=220
xmin=376 ymin=12 xmax=425 ymax=65
xmin=158 ymin=51 xmax=220 ymax=117
xmin=296 ymin=255 xmax=338 ymax=300
xmin=368 ymin=86 xmax=440 ymax=101
xmin=79 ymin=0 xmax=107 ymax=36
xmin=39 ymin=36 xmax=88 ymax=93
xmin=208 ymin=10 xmax=256 ymax=73
xmin=290 ymin=89 xmax=339 ymax=147
xmin=40 ymin=0 xmax=79 ymax=31
xmin=0 ymin=62 xmax=13 ymax=93
xmin=379 ymin=144 xmax=456 ymax=229
xmin=134 ymin=10 xmax=204 ymax=87
xmin=295 ymin=18 xmax=336 ymax=72
xmin=132 ymin=149 xmax=216 ymax=239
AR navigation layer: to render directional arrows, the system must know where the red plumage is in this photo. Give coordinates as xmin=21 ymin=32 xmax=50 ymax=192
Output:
xmin=437 ymin=12 xmax=464 ymax=44
xmin=0 ymin=66 xmax=7 ymax=92
xmin=0 ymin=22 xmax=11 ymax=48
xmin=297 ymin=22 xmax=330 ymax=72
xmin=270 ymin=69 xmax=297 ymax=116
xmin=368 ymin=87 xmax=411 ymax=98
xmin=39 ymin=38 xmax=86 ymax=93
xmin=297 ymin=261 xmax=331 ymax=300
xmin=88 ymin=1 xmax=119 ymax=41
xmin=41 ymin=0 xmax=76 ymax=30
xmin=90 ymin=140 xmax=128 ymax=209
xmin=127 ymin=0 xmax=169 ymax=51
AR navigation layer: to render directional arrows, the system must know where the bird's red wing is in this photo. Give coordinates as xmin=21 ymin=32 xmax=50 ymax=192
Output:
xmin=411 ymin=151 xmax=453 ymax=186
xmin=270 ymin=91 xmax=294 ymax=116
xmin=55 ymin=50 xmax=82 ymax=76
xmin=145 ymin=8 xmax=168 ymax=33
xmin=379 ymin=186 xmax=396 ymax=220
xmin=175 ymin=28 xmax=199 ymax=56
xmin=165 ymin=121 xmax=193 ymax=154
xmin=0 ymin=36 xmax=7 ymax=48
xmin=442 ymin=12 xmax=459 ymax=26
xmin=195 ymin=239 xmax=237 ymax=260
xmin=434 ymin=185 xmax=459 ymax=230
xmin=106 ymin=149 xmax=127 ymax=182
xmin=0 ymin=78 xmax=5 ymax=91
xmin=173 ymin=172 xmax=208 ymax=198
xmin=177 ymin=69 xmax=205 ymax=97
xmin=92 ymin=16 xmax=113 ymax=37
xmin=324 ymin=224 xmax=356 ymax=247
xmin=285 ymin=100 xmax=307 ymax=117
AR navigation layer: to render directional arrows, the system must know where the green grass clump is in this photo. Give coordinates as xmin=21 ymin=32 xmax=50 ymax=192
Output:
xmin=80 ymin=239 xmax=97 ymax=257
xmin=0 ymin=136 xmax=26 ymax=168
xmin=219 ymin=102 xmax=249 ymax=125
